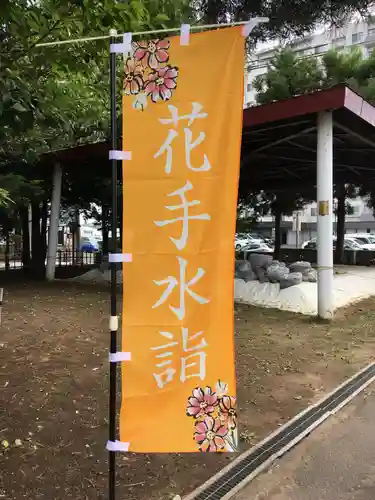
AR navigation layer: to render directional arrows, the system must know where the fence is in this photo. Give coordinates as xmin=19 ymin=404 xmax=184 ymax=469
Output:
xmin=56 ymin=250 xmax=97 ymax=267
xmin=0 ymin=249 xmax=99 ymax=271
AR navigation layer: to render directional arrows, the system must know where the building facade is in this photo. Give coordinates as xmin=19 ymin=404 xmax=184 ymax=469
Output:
xmin=245 ymin=18 xmax=375 ymax=106
xmin=245 ymin=19 xmax=375 ymax=244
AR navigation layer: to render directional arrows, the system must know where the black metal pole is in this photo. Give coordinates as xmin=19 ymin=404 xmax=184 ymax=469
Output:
xmin=109 ymin=29 xmax=118 ymax=500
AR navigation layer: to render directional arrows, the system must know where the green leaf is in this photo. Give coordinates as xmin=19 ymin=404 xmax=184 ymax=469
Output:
xmin=12 ymin=102 xmax=27 ymax=112
xmin=154 ymin=13 xmax=170 ymax=23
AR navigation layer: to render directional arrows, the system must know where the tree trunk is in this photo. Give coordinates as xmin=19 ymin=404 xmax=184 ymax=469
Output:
xmin=4 ymin=223 xmax=10 ymax=272
xmin=40 ymin=200 xmax=48 ymax=263
xmin=72 ymin=208 xmax=81 ymax=265
xmin=74 ymin=208 xmax=80 ymax=250
xmin=20 ymin=206 xmax=31 ymax=272
xmin=274 ymin=209 xmax=282 ymax=260
xmin=31 ymin=202 xmax=44 ymax=279
xmin=31 ymin=203 xmax=40 ymax=257
xmin=334 ymin=184 xmax=346 ymax=264
xmin=204 ymin=0 xmax=222 ymax=22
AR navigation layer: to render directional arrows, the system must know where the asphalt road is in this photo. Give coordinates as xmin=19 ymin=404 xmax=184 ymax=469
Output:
xmin=235 ymin=385 xmax=375 ymax=500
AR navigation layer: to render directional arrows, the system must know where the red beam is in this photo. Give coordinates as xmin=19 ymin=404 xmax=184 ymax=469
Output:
xmin=243 ymin=86 xmax=347 ymax=128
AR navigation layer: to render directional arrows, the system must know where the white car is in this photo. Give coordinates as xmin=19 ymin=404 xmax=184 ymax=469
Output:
xmin=235 ymin=234 xmax=250 ymax=250
xmin=302 ymin=236 xmax=336 ymax=249
xmin=235 ymin=233 xmax=264 ymax=250
xmin=242 ymin=242 xmax=274 ymax=254
xmin=303 ymin=237 xmax=367 ymax=251
xmin=345 ymin=234 xmax=375 ymax=251
xmin=301 ymin=237 xmax=317 ymax=249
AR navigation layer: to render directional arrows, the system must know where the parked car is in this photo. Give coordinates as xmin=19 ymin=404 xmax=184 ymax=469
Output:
xmin=341 ymin=239 xmax=366 ymax=251
xmin=242 ymin=242 xmax=274 ymax=254
xmin=345 ymin=234 xmax=375 ymax=250
xmin=263 ymin=237 xmax=274 ymax=246
xmin=80 ymin=238 xmax=99 ymax=253
xmin=235 ymin=232 xmax=266 ymax=250
xmin=304 ymin=237 xmax=367 ymax=251
xmin=235 ymin=234 xmax=250 ymax=251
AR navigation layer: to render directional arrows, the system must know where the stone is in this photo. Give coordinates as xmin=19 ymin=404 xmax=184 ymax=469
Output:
xmin=249 ymin=253 xmax=273 ymax=281
xmin=249 ymin=253 xmax=273 ymax=270
xmin=257 ymin=268 xmax=270 ymax=283
xmin=289 ymin=261 xmax=312 ymax=275
xmin=306 ymin=269 xmax=317 ymax=283
xmin=235 ymin=260 xmax=256 ymax=282
xmin=279 ymin=272 xmax=303 ymax=289
xmin=267 ymin=262 xmax=290 ymax=283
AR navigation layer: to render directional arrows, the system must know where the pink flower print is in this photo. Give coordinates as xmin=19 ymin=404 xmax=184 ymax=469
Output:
xmin=123 ymin=57 xmax=144 ymax=96
xmin=194 ymin=417 xmax=228 ymax=452
xmin=187 ymin=387 xmax=218 ymax=419
xmin=144 ymin=66 xmax=178 ymax=102
xmin=132 ymin=39 xmax=170 ymax=70
xmin=219 ymin=395 xmax=237 ymax=430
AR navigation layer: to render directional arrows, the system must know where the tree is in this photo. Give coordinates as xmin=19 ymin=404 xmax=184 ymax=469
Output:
xmin=253 ymin=44 xmax=375 ymax=105
xmin=0 ymin=189 xmax=13 ymax=208
xmin=253 ymin=49 xmax=323 ymax=104
xmin=252 ymin=45 xmax=375 ymax=254
xmin=0 ymin=0 xmax=193 ymax=276
xmin=333 ymin=184 xmax=357 ymax=263
xmin=236 ymin=193 xmax=272 ymax=232
xmin=196 ymin=0 xmax=374 ymax=40
xmin=266 ymin=191 xmax=312 ymax=258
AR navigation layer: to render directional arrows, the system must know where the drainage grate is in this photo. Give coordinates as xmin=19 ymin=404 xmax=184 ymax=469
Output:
xmin=193 ymin=363 xmax=375 ymax=500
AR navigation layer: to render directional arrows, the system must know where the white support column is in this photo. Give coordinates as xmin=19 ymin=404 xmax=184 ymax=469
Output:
xmin=317 ymin=112 xmax=334 ymax=320
xmin=46 ymin=163 xmax=62 ymax=281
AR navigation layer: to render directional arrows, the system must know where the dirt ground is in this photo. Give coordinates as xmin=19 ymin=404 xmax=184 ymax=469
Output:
xmin=0 ymin=281 xmax=375 ymax=500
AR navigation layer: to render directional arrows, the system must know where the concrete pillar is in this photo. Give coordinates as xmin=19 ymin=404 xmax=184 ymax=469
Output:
xmin=317 ymin=112 xmax=334 ymax=319
xmin=46 ymin=163 xmax=62 ymax=281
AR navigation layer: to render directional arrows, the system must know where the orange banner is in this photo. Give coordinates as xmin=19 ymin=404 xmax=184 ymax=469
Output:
xmin=120 ymin=27 xmax=245 ymax=453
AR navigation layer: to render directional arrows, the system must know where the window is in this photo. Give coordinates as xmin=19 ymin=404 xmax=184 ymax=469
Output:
xmin=352 ymin=32 xmax=364 ymax=44
xmin=315 ymin=44 xmax=329 ymax=54
xmin=368 ymin=28 xmax=375 ymax=37
xmin=247 ymin=83 xmax=251 ymax=92
xmin=351 ymin=205 xmax=361 ymax=216
xmin=310 ymin=207 xmax=317 ymax=216
xmin=58 ymin=229 xmax=64 ymax=246
xmin=353 ymin=236 xmax=368 ymax=244
xmin=303 ymin=48 xmax=314 ymax=56
xmin=333 ymin=36 xmax=345 ymax=48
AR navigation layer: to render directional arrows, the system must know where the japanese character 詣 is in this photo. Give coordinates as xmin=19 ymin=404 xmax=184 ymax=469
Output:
xmin=154 ymin=102 xmax=212 ymax=174
xmin=151 ymin=328 xmax=208 ymax=388
xmin=154 ymin=180 xmax=210 ymax=250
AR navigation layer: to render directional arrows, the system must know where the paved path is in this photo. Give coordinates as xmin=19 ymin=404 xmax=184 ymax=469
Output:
xmin=234 ymin=385 xmax=375 ymax=500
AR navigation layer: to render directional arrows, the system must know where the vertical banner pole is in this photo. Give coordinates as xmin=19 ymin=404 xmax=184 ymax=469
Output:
xmin=109 ymin=28 xmax=118 ymax=500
